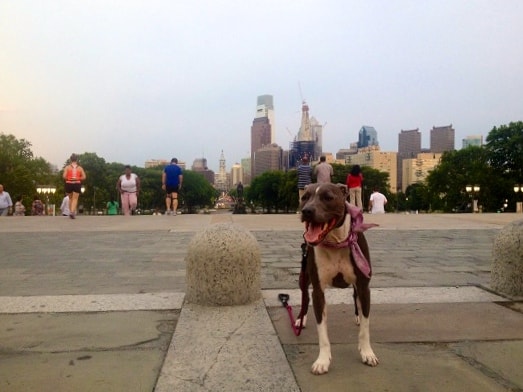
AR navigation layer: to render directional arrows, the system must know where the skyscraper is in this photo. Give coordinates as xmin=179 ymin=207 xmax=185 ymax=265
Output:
xmin=462 ymin=135 xmax=483 ymax=148
xmin=430 ymin=124 xmax=455 ymax=153
xmin=230 ymin=163 xmax=243 ymax=187
xmin=253 ymin=144 xmax=283 ymax=177
xmin=255 ymin=95 xmax=275 ymax=144
xmin=191 ymin=157 xmax=215 ymax=184
xmin=290 ymin=101 xmax=319 ymax=167
xmin=397 ymin=128 xmax=422 ymax=192
xmin=310 ymin=116 xmax=323 ymax=159
xmin=358 ymin=126 xmax=379 ymax=148
xmin=251 ymin=95 xmax=274 ymax=179
xmin=297 ymin=101 xmax=313 ymax=142
xmin=241 ymin=157 xmax=251 ymax=185
xmin=191 ymin=158 xmax=208 ymax=171
xmin=251 ymin=117 xmax=271 ymax=179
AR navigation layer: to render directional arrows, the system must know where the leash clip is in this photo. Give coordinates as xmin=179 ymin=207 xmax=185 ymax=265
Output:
xmin=278 ymin=293 xmax=290 ymax=307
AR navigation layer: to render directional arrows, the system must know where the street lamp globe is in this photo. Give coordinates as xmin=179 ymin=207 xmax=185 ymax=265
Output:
xmin=473 ymin=185 xmax=480 ymax=193
xmin=465 ymin=185 xmax=472 ymax=193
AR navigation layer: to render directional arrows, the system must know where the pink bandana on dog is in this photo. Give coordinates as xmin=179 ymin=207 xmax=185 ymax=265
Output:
xmin=319 ymin=202 xmax=378 ymax=278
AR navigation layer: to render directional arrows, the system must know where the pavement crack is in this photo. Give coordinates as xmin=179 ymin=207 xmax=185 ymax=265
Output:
xmin=453 ymin=350 xmax=523 ymax=392
xmin=199 ymin=311 xmax=251 ymax=387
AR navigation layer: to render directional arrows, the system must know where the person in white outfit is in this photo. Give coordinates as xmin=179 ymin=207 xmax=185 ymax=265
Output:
xmin=60 ymin=195 xmax=70 ymax=216
xmin=369 ymin=187 xmax=387 ymax=214
xmin=117 ymin=165 xmax=140 ymax=216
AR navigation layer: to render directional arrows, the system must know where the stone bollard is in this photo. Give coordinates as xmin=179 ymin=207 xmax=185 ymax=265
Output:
xmin=491 ymin=219 xmax=523 ymax=297
xmin=185 ymin=223 xmax=261 ymax=306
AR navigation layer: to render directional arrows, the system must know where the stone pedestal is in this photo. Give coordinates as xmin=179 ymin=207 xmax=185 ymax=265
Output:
xmin=186 ymin=223 xmax=261 ymax=306
xmin=491 ymin=219 xmax=523 ymax=297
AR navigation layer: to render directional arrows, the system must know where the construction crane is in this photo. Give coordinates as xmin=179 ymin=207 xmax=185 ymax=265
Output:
xmin=286 ymin=127 xmax=296 ymax=142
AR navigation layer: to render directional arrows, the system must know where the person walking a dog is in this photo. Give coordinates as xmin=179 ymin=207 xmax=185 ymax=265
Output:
xmin=313 ymin=156 xmax=333 ymax=184
xmin=162 ymin=158 xmax=183 ymax=215
xmin=297 ymin=155 xmax=312 ymax=207
xmin=369 ymin=187 xmax=387 ymax=214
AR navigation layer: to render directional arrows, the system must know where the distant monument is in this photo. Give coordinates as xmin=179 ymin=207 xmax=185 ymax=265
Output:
xmin=233 ymin=182 xmax=246 ymax=214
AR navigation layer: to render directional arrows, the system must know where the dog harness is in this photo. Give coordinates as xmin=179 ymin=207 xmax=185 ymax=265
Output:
xmin=318 ymin=202 xmax=378 ymax=278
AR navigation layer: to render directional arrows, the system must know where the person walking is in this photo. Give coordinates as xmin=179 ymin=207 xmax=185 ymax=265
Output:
xmin=346 ymin=164 xmax=364 ymax=209
xmin=60 ymin=195 xmax=70 ymax=216
xmin=297 ymin=155 xmax=312 ymax=207
xmin=117 ymin=165 xmax=140 ymax=216
xmin=0 ymin=184 xmax=13 ymax=216
xmin=369 ymin=187 xmax=388 ymax=214
xmin=13 ymin=195 xmax=26 ymax=216
xmin=62 ymin=153 xmax=87 ymax=219
xmin=313 ymin=156 xmax=334 ymax=184
xmin=162 ymin=158 xmax=183 ymax=215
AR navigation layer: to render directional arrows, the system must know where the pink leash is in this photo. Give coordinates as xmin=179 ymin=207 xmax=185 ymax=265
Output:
xmin=278 ymin=293 xmax=304 ymax=336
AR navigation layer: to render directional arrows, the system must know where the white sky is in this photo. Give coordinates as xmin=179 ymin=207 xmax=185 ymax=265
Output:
xmin=1 ymin=0 xmax=522 ymax=172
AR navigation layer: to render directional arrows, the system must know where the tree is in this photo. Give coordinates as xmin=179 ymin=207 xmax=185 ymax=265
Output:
xmin=332 ymin=163 xmax=349 ymax=184
xmin=137 ymin=166 xmax=165 ymax=211
xmin=179 ymin=170 xmax=216 ymax=213
xmin=74 ymin=153 xmax=110 ymax=213
xmin=248 ymin=171 xmax=284 ymax=213
xmin=486 ymin=121 xmax=523 ymax=183
xmin=278 ymin=170 xmax=299 ymax=212
xmin=405 ymin=183 xmax=430 ymax=212
xmin=426 ymin=146 xmax=503 ymax=212
xmin=0 ymin=133 xmax=55 ymax=210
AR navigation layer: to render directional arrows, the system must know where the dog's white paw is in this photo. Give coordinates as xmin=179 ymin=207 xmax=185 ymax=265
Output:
xmin=359 ymin=348 xmax=379 ymax=367
xmin=294 ymin=315 xmax=307 ymax=328
xmin=311 ymin=356 xmax=331 ymax=375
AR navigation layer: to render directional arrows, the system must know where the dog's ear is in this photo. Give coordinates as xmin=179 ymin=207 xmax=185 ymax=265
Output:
xmin=336 ymin=183 xmax=349 ymax=198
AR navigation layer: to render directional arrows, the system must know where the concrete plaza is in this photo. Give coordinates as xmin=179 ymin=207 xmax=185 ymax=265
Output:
xmin=0 ymin=212 xmax=522 ymax=391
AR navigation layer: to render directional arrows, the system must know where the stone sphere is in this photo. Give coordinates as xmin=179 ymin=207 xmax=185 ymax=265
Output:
xmin=491 ymin=219 xmax=523 ymax=297
xmin=185 ymin=223 xmax=261 ymax=306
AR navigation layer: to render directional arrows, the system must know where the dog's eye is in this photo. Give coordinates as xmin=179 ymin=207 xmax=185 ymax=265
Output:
xmin=322 ymin=194 xmax=334 ymax=201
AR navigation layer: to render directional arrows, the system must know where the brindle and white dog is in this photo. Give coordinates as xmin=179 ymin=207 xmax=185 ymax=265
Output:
xmin=299 ymin=182 xmax=379 ymax=375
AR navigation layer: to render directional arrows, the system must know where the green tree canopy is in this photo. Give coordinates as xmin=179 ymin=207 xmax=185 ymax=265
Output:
xmin=425 ymin=146 xmax=504 ymax=212
xmin=180 ymin=170 xmax=216 ymax=213
xmin=0 ymin=133 xmax=55 ymax=211
xmin=486 ymin=121 xmax=523 ymax=183
xmin=247 ymin=170 xmax=284 ymax=213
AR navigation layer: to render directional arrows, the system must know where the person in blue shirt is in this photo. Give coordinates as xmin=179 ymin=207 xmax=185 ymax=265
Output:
xmin=162 ymin=158 xmax=183 ymax=215
xmin=297 ymin=155 xmax=312 ymax=210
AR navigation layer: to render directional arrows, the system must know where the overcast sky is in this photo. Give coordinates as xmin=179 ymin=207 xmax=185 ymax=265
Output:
xmin=1 ymin=1 xmax=522 ymax=172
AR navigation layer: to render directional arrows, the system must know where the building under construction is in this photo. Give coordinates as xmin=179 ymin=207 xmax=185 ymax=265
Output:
xmin=288 ymin=101 xmax=322 ymax=167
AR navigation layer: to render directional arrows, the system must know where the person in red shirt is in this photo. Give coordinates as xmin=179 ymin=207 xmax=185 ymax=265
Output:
xmin=346 ymin=164 xmax=364 ymax=209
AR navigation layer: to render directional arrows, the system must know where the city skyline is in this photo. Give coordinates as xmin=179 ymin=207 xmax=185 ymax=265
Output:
xmin=1 ymin=1 xmax=522 ymax=173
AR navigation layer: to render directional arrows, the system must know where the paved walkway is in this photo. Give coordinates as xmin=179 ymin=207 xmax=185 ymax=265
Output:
xmin=0 ymin=213 xmax=522 ymax=391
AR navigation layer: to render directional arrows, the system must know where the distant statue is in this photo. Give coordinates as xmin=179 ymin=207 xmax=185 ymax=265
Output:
xmin=234 ymin=182 xmax=246 ymax=214
xmin=236 ymin=182 xmax=244 ymax=199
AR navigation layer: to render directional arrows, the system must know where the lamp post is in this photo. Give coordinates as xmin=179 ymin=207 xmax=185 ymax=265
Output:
xmin=465 ymin=185 xmax=480 ymax=213
xmin=37 ymin=185 xmax=57 ymax=215
xmin=79 ymin=186 xmax=86 ymax=215
xmin=515 ymin=185 xmax=523 ymax=213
